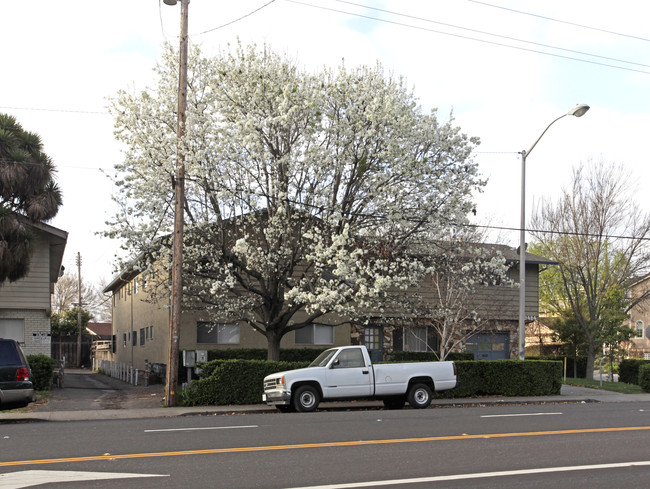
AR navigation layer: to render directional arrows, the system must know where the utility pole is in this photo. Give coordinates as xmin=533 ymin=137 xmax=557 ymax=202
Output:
xmin=76 ymin=252 xmax=83 ymax=367
xmin=164 ymin=0 xmax=189 ymax=407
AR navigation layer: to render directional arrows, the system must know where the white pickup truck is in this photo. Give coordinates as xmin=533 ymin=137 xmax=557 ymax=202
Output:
xmin=262 ymin=345 xmax=457 ymax=412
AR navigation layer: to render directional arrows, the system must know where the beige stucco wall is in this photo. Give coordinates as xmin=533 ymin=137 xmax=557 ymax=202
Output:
xmin=110 ymin=276 xmax=351 ymax=369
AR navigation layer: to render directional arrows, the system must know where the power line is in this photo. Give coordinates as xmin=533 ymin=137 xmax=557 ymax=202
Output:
xmin=332 ymin=0 xmax=650 ymax=69
xmin=468 ymin=0 xmax=650 ymax=43
xmin=287 ymin=0 xmax=650 ymax=75
xmin=193 ymin=0 xmax=277 ymax=36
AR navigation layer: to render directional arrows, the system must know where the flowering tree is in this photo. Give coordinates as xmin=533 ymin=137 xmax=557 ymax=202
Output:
xmin=107 ymin=43 xmax=485 ymax=360
xmin=415 ymin=240 xmax=510 ymax=360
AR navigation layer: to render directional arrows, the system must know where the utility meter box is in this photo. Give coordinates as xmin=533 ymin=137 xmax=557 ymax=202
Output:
xmin=182 ymin=350 xmax=196 ymax=367
xmin=196 ymin=350 xmax=208 ymax=363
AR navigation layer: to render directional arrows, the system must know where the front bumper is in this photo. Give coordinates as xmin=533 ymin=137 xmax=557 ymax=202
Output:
xmin=262 ymin=389 xmax=291 ymax=405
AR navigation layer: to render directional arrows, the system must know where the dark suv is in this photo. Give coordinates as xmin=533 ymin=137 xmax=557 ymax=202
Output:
xmin=0 ymin=338 xmax=36 ymax=410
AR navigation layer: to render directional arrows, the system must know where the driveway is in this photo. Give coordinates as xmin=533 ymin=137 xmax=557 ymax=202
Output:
xmin=29 ymin=369 xmax=164 ymax=412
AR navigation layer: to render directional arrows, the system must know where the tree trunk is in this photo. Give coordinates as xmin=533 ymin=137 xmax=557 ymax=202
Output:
xmin=585 ymin=339 xmax=596 ymax=380
xmin=267 ymin=330 xmax=282 ymax=361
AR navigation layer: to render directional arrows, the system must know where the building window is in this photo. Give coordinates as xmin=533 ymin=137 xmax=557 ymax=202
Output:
xmin=636 ymin=320 xmax=644 ymax=338
xmin=295 ymin=323 xmax=334 ymax=345
xmin=132 ymin=330 xmax=137 ymax=346
xmin=404 ymin=326 xmax=427 ymax=352
xmin=0 ymin=319 xmax=25 ymax=343
xmin=197 ymin=322 xmax=240 ymax=344
xmin=140 ymin=328 xmax=145 ymax=346
xmin=364 ymin=326 xmax=382 ymax=350
xmin=150 ymin=326 xmax=154 ymax=340
xmin=123 ymin=333 xmax=127 ymax=348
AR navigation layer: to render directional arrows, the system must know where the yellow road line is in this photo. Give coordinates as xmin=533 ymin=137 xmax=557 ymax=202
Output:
xmin=2 ymin=426 xmax=649 ymax=468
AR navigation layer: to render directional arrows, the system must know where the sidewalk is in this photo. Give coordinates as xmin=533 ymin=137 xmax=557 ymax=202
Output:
xmin=1 ymin=370 xmax=649 ymax=423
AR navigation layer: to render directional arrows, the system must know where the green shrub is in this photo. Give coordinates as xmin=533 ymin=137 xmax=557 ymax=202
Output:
xmin=619 ymin=359 xmax=650 ymax=385
xmin=639 ymin=364 xmax=650 ymax=392
xmin=182 ymin=359 xmax=309 ymax=406
xmin=434 ymin=360 xmax=563 ymax=399
xmin=183 ymin=357 xmax=562 ymax=406
xmin=26 ymin=354 xmax=56 ymax=391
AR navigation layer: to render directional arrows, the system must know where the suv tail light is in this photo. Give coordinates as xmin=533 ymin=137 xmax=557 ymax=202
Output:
xmin=16 ymin=367 xmax=29 ymax=382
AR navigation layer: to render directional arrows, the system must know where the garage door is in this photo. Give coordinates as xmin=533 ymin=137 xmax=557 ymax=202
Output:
xmin=465 ymin=333 xmax=509 ymax=360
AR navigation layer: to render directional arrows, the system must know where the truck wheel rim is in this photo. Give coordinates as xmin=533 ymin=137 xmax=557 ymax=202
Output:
xmin=415 ymin=389 xmax=428 ymax=404
xmin=301 ymin=392 xmax=315 ymax=408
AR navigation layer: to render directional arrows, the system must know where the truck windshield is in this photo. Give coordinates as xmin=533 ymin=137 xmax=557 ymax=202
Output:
xmin=308 ymin=349 xmax=337 ymax=367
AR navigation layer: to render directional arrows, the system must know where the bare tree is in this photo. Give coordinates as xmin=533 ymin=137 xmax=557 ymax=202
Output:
xmin=52 ymin=274 xmax=110 ymax=322
xmin=531 ymin=160 xmax=650 ymax=378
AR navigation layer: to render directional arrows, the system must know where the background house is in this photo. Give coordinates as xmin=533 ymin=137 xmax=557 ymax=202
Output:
xmin=104 ymin=244 xmax=552 ymax=370
xmin=0 ymin=221 xmax=67 ymax=356
xmin=627 ymin=274 xmax=650 ymax=359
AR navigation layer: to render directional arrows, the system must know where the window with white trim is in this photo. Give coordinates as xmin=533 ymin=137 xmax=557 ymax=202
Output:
xmin=636 ymin=320 xmax=644 ymax=338
xmin=295 ymin=323 xmax=334 ymax=345
xmin=197 ymin=322 xmax=240 ymax=344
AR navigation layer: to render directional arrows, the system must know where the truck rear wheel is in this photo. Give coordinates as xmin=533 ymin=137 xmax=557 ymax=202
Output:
xmin=407 ymin=383 xmax=432 ymax=409
xmin=293 ymin=385 xmax=320 ymax=412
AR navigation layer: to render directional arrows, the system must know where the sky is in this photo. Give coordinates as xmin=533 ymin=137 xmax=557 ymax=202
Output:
xmin=2 ymin=0 xmax=649 ymax=289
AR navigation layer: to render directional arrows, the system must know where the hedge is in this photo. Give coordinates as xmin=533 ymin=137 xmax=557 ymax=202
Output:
xmin=433 ymin=360 xmax=563 ymax=398
xmin=619 ymin=359 xmax=650 ymax=385
xmin=183 ymin=358 xmax=562 ymax=406
xmin=26 ymin=354 xmax=56 ymax=391
xmin=638 ymin=364 xmax=650 ymax=392
xmin=182 ymin=359 xmax=309 ymax=406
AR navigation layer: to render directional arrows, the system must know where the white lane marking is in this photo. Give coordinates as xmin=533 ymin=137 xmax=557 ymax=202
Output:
xmin=285 ymin=461 xmax=650 ymax=489
xmin=0 ymin=470 xmax=167 ymax=489
xmin=480 ymin=412 xmax=563 ymax=418
xmin=144 ymin=424 xmax=258 ymax=433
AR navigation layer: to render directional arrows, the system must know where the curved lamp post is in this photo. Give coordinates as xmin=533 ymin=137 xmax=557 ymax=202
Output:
xmin=518 ymin=104 xmax=589 ymax=360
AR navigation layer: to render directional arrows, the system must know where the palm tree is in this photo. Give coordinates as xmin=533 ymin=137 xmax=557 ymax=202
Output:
xmin=0 ymin=113 xmax=62 ymax=283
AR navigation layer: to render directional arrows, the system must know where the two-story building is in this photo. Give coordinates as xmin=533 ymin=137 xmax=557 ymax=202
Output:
xmin=104 ymin=243 xmax=552 ymax=371
xmin=0 ymin=221 xmax=68 ymax=356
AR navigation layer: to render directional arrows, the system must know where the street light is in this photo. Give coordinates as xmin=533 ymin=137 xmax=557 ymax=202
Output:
xmin=518 ymin=104 xmax=589 ymax=361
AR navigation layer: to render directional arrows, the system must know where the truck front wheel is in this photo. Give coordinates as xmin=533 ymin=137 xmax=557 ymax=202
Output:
xmin=407 ymin=383 xmax=432 ymax=409
xmin=293 ymin=385 xmax=320 ymax=412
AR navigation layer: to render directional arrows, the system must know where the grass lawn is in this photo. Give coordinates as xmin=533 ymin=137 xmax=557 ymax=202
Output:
xmin=563 ymin=377 xmax=645 ymax=394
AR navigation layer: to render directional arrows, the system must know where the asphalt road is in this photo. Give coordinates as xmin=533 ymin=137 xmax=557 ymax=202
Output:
xmin=1 ymin=400 xmax=649 ymax=488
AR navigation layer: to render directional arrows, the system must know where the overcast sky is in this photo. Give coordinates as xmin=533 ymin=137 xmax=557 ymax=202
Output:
xmin=2 ymin=0 xmax=649 ymax=287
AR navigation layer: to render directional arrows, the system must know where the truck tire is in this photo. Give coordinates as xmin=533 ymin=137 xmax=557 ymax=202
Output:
xmin=383 ymin=396 xmax=406 ymax=410
xmin=293 ymin=385 xmax=320 ymax=412
xmin=407 ymin=383 xmax=432 ymax=409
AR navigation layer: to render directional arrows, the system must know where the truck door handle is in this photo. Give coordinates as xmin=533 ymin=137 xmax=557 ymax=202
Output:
xmin=362 ymin=370 xmax=369 ymax=374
